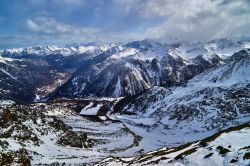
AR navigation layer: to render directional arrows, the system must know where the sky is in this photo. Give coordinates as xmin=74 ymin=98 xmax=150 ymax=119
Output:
xmin=0 ymin=0 xmax=250 ymax=48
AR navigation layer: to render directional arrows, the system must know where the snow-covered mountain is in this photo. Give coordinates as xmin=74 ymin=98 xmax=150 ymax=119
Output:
xmin=50 ymin=38 xmax=238 ymax=99
xmin=0 ymin=38 xmax=249 ymax=101
xmin=1 ymin=38 xmax=248 ymax=102
xmin=0 ymin=44 xmax=114 ymax=70
xmin=0 ymin=44 xmax=112 ymax=57
xmin=0 ymin=56 xmax=74 ymax=102
xmin=0 ymin=57 xmax=33 ymax=102
xmin=0 ymin=44 xmax=115 ymax=102
xmin=109 ymin=49 xmax=250 ymax=151
xmin=170 ymin=37 xmax=250 ymax=60
xmin=114 ymin=49 xmax=250 ymax=118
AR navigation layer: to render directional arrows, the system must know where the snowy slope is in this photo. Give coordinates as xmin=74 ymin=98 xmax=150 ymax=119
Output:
xmin=0 ymin=99 xmax=142 ymax=165
xmin=1 ymin=99 xmax=249 ymax=165
xmin=115 ymin=49 xmax=250 ymax=117
xmin=0 ymin=101 xmax=93 ymax=165
xmin=95 ymin=123 xmax=250 ymax=166
xmin=109 ymin=51 xmax=250 ymax=152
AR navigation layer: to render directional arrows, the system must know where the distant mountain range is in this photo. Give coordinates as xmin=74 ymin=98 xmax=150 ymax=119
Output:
xmin=1 ymin=38 xmax=249 ymax=102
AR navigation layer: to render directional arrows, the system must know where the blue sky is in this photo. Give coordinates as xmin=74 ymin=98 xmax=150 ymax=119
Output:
xmin=0 ymin=0 xmax=250 ymax=48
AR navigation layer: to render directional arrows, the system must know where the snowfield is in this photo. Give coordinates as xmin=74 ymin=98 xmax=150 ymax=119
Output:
xmin=95 ymin=123 xmax=250 ymax=166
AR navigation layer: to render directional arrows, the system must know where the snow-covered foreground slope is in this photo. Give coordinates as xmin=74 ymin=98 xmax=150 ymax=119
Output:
xmin=1 ymin=98 xmax=248 ymax=165
xmin=0 ymin=99 xmax=146 ymax=165
xmin=0 ymin=101 xmax=93 ymax=165
xmin=1 ymin=81 xmax=250 ymax=165
xmin=95 ymin=122 xmax=250 ymax=166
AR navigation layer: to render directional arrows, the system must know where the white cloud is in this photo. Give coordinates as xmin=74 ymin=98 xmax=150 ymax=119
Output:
xmin=21 ymin=16 xmax=145 ymax=45
xmin=52 ymin=0 xmax=85 ymax=5
xmin=24 ymin=16 xmax=100 ymax=36
xmin=21 ymin=16 xmax=104 ymax=45
xmin=7 ymin=0 xmax=250 ymax=47
xmin=29 ymin=0 xmax=85 ymax=5
xmin=113 ymin=0 xmax=250 ymax=41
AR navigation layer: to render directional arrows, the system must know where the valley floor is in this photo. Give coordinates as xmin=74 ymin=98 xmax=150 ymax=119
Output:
xmin=0 ymin=100 xmax=250 ymax=165
xmin=96 ymin=122 xmax=250 ymax=166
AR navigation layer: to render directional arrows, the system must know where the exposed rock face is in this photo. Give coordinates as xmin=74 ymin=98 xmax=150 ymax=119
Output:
xmin=56 ymin=131 xmax=88 ymax=148
xmin=0 ymin=148 xmax=31 ymax=166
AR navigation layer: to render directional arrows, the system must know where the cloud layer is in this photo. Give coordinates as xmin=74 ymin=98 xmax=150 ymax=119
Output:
xmin=114 ymin=0 xmax=250 ymax=41
xmin=0 ymin=0 xmax=250 ymax=48
xmin=24 ymin=16 xmax=100 ymax=36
